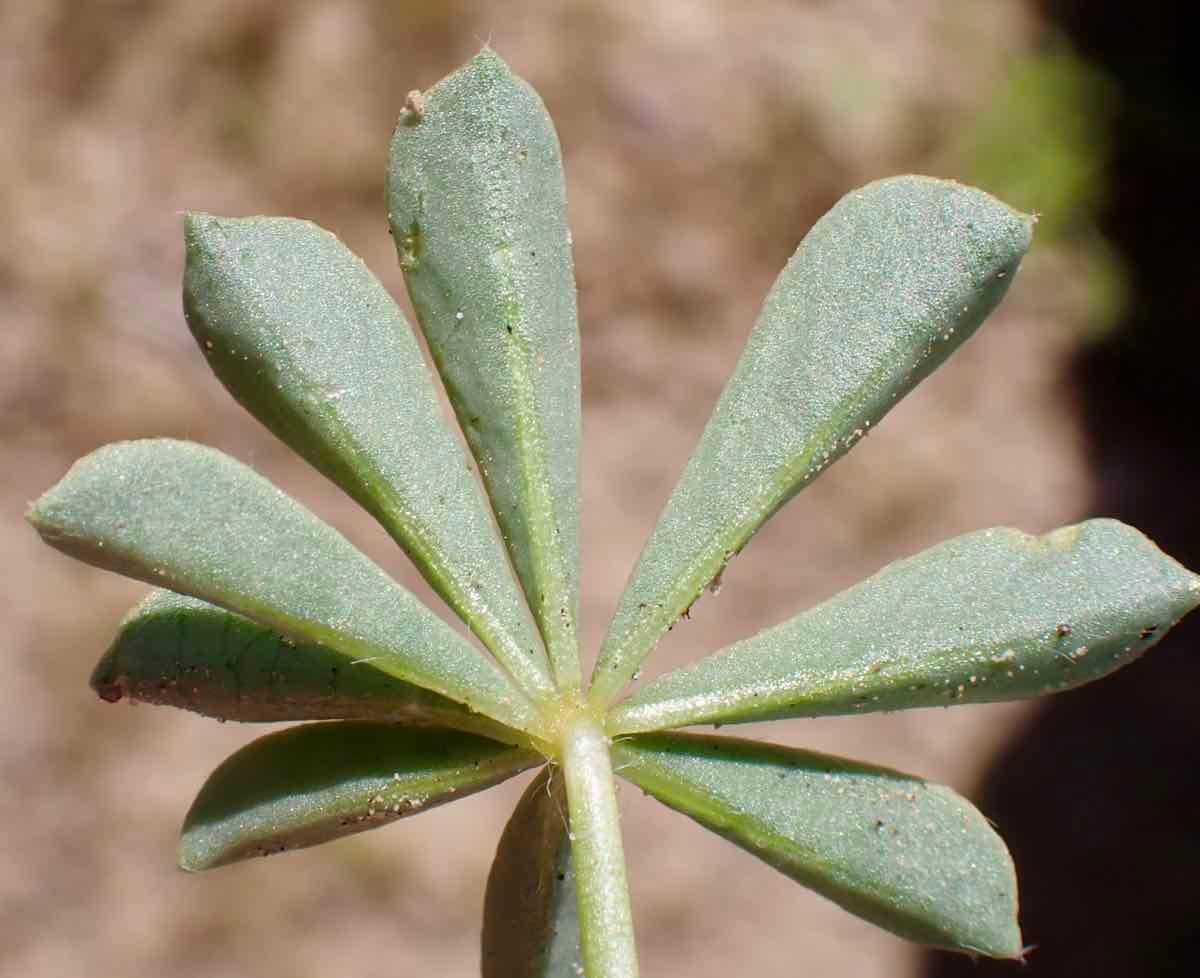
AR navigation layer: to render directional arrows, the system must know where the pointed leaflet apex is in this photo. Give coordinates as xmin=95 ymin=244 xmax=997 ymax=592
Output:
xmin=388 ymin=51 xmax=583 ymax=691
xmin=469 ymin=44 xmax=514 ymax=75
xmin=182 ymin=210 xmax=215 ymax=246
xmin=590 ymin=177 xmax=1033 ymax=706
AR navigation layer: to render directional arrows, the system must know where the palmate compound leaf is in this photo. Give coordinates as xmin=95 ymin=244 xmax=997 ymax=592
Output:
xmin=179 ymin=721 xmax=539 ymax=871
xmin=27 ymin=439 xmax=542 ymax=742
xmin=590 ymin=176 xmax=1035 ymax=707
xmin=482 ymin=768 xmax=583 ymax=978
xmin=387 ymin=49 xmax=583 ymax=690
xmin=183 ymin=214 xmax=555 ymax=703
xmin=612 ymin=732 xmax=1021 ymax=958
xmin=608 ymin=519 xmax=1200 ymax=734
xmin=92 ymin=590 xmax=519 ymax=743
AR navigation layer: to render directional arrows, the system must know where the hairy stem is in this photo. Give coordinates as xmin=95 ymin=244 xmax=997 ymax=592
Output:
xmin=560 ymin=717 xmax=639 ymax=978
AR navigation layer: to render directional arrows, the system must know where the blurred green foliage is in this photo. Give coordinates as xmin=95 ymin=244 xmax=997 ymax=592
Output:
xmin=953 ymin=46 xmax=1128 ymax=340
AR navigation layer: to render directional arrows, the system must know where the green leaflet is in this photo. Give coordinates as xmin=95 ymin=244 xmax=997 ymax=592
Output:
xmin=93 ymin=590 xmax=519 ymax=743
xmin=180 ymin=722 xmax=539 ymax=871
xmin=27 ymin=439 xmax=540 ymax=739
xmin=387 ymin=49 xmax=582 ymax=691
xmin=183 ymin=214 xmax=554 ymax=702
xmin=482 ymin=769 xmax=582 ymax=978
xmin=612 ymin=733 xmax=1020 ymax=958
xmin=609 ymin=519 xmax=1200 ymax=733
xmin=590 ymin=177 xmax=1034 ymax=707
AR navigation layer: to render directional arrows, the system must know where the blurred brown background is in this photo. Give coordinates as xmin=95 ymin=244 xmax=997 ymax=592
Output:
xmin=2 ymin=2 xmax=1196 ymax=977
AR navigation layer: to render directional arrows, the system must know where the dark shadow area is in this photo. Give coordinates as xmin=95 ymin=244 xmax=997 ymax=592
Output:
xmin=927 ymin=4 xmax=1200 ymax=976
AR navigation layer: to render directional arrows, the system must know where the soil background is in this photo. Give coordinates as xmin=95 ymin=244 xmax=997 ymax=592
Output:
xmin=2 ymin=2 xmax=1194 ymax=977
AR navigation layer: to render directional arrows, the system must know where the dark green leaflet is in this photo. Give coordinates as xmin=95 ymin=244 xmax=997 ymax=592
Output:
xmin=95 ymin=590 xmax=520 ymax=743
xmin=482 ymin=769 xmax=582 ymax=978
xmin=180 ymin=722 xmax=540 ymax=871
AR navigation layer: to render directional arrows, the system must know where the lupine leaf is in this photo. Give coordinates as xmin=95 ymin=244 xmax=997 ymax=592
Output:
xmin=387 ymin=49 xmax=582 ymax=690
xmin=92 ymin=590 xmax=519 ymax=742
xmin=183 ymin=214 xmax=555 ymax=702
xmin=609 ymin=519 xmax=1200 ymax=734
xmin=612 ymin=732 xmax=1020 ymax=958
xmin=590 ymin=177 xmax=1034 ymax=706
xmin=27 ymin=439 xmax=540 ymax=738
xmin=179 ymin=722 xmax=539 ymax=871
xmin=482 ymin=768 xmax=582 ymax=978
